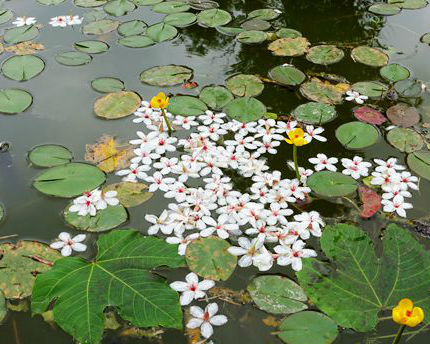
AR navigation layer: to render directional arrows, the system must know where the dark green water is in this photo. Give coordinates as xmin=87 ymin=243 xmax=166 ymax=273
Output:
xmin=1 ymin=0 xmax=430 ymax=343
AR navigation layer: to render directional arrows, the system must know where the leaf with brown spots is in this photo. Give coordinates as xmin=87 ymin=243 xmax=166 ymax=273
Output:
xmin=5 ymin=41 xmax=45 ymax=55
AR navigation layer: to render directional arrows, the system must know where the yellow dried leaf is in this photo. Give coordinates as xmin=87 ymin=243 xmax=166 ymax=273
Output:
xmin=262 ymin=315 xmax=281 ymax=327
xmin=334 ymin=83 xmax=350 ymax=93
xmin=5 ymin=41 xmax=45 ymax=55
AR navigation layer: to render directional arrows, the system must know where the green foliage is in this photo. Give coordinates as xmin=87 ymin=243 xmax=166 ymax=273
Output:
xmin=75 ymin=0 xmax=107 ymax=7
xmin=351 ymin=46 xmax=389 ymax=67
xmin=152 ymin=1 xmax=189 ymax=13
xmin=74 ymin=40 xmax=109 ymax=54
xmin=0 ymin=291 xmax=6 ymax=323
xmin=117 ymin=20 xmax=147 ymax=36
xmin=55 ymin=51 xmax=92 ymax=66
xmin=300 ymin=78 xmax=344 ymax=104
xmin=268 ymin=65 xmax=306 ymax=86
xmin=237 ymin=30 xmax=267 ymax=44
xmin=306 ymin=45 xmax=344 ymax=65
xmin=224 ymin=97 xmax=266 ymax=122
xmin=0 ymin=9 xmax=13 ymax=24
xmin=387 ymin=0 xmax=428 ymax=9
xmin=380 ymin=63 xmax=410 ymax=82
xmin=146 ymin=22 xmax=178 ymax=42
xmin=104 ymin=0 xmax=136 ymax=16
xmin=0 ymin=89 xmax=33 ymax=115
xmin=352 ymin=81 xmax=388 ymax=98
xmin=307 ymin=171 xmax=357 ymax=197
xmin=226 ymin=74 xmax=264 ymax=97
xmin=1 ymin=55 xmax=44 ymax=81
xmin=387 ymin=128 xmax=424 ymax=153
xmin=248 ymin=8 xmax=281 ymax=21
xmin=94 ymin=91 xmax=141 ymax=119
xmin=268 ymin=37 xmax=310 ymax=56
xmin=407 ymin=151 xmax=430 ymax=181
xmin=82 ymin=19 xmax=119 ymax=35
xmin=292 ymin=102 xmax=337 ymax=124
xmin=91 ymin=77 xmax=125 ymax=93
xmin=335 ymin=121 xmax=380 ymax=149
xmin=140 ymin=65 xmax=193 ymax=86
xmin=197 ymin=9 xmax=232 ymax=27
xmin=103 ymin=182 xmax=153 ymax=208
xmin=368 ymin=3 xmax=401 ymax=15
xmin=28 ymin=144 xmax=73 ymax=167
xmin=167 ymin=96 xmax=208 ymax=116
xmin=118 ymin=35 xmax=155 ymax=48
xmin=164 ymin=12 xmax=197 ymax=27
xmin=199 ymin=86 xmax=233 ymax=110
xmin=3 ymin=25 xmax=39 ymax=44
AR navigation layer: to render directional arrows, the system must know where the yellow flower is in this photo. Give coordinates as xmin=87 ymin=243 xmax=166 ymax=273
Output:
xmin=392 ymin=299 xmax=424 ymax=328
xmin=285 ymin=128 xmax=308 ymax=146
xmin=150 ymin=92 xmax=169 ymax=109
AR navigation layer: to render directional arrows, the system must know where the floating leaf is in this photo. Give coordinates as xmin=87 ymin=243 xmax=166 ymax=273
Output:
xmin=386 ymin=103 xmax=420 ymax=127
xmin=0 ymin=291 xmax=6 ymax=323
xmin=237 ymin=30 xmax=267 ymax=44
xmin=0 ymin=241 xmax=60 ymax=299
xmin=55 ymin=51 xmax=92 ymax=66
xmin=296 ymin=223 xmax=430 ymax=332
xmin=85 ymin=135 xmax=134 ymax=172
xmin=353 ymin=106 xmax=387 ymax=125
xmin=394 ymin=79 xmax=422 ymax=97
xmin=268 ymin=65 xmax=305 ymax=86
xmin=37 ymin=0 xmax=66 ymax=4
xmin=33 ymin=163 xmax=106 ymax=198
xmin=188 ymin=0 xmax=219 ymax=10
xmin=152 ymin=1 xmax=189 ymax=13
xmin=276 ymin=28 xmax=302 ymax=38
xmin=407 ymin=151 xmax=430 ymax=181
xmin=306 ymin=45 xmax=344 ymax=65
xmin=351 ymin=46 xmax=389 ymax=67
xmin=300 ymin=78 xmax=345 ymax=104
xmin=91 ymin=77 xmax=125 ymax=93
xmin=352 ymin=81 xmax=388 ymax=98
xmin=75 ymin=0 xmax=107 ymax=7
xmin=82 ymin=19 xmax=119 ymax=35
xmin=164 ymin=12 xmax=197 ymax=27
xmin=248 ymin=8 xmax=281 ymax=21
xmin=387 ymin=128 xmax=424 ymax=153
xmin=32 ymin=230 xmax=185 ymax=344
xmin=368 ymin=3 xmax=401 ymax=15
xmin=241 ymin=19 xmax=271 ymax=31
xmin=292 ymin=102 xmax=337 ymax=124
xmin=199 ymin=86 xmax=234 ymax=110
xmin=94 ymin=91 xmax=141 ymax=120
xmin=1 ymin=55 xmax=45 ymax=81
xmin=336 ymin=121 xmax=379 ymax=149
xmin=268 ymin=37 xmax=310 ymax=57
xmin=224 ymin=97 xmax=266 ymax=123
xmin=226 ymin=74 xmax=264 ymax=97
xmin=104 ymin=0 xmax=136 ymax=16
xmin=4 ymin=41 xmax=45 ymax=55
xmin=118 ymin=35 xmax=155 ymax=48
xmin=74 ymin=40 xmax=109 ymax=54
xmin=83 ymin=9 xmax=107 ymax=21
xmin=247 ymin=275 xmax=308 ymax=315
xmin=0 ymin=89 xmax=32 ymax=115
xmin=64 ymin=204 xmax=128 ymax=232
xmin=146 ymin=22 xmax=178 ymax=42
xmin=134 ymin=0 xmax=162 ymax=5
xmin=307 ymin=171 xmax=357 ymax=197
xmin=420 ymin=32 xmax=430 ymax=44
xmin=216 ymin=26 xmax=244 ymax=36
xmin=4 ymin=25 xmax=39 ymax=44
xmin=186 ymin=237 xmax=237 ymax=281
xmin=387 ymin=0 xmax=428 ymax=9
xmin=380 ymin=63 xmax=410 ymax=82
xmin=103 ymin=182 xmax=153 ymax=207
xmin=278 ymin=311 xmax=338 ymax=344
xmin=359 ymin=185 xmax=381 ymax=218
xmin=167 ymin=96 xmax=208 ymax=116
xmin=140 ymin=65 xmax=193 ymax=86
xmin=197 ymin=9 xmax=232 ymax=27
xmin=28 ymin=145 xmax=73 ymax=168
xmin=0 ymin=9 xmax=13 ymax=24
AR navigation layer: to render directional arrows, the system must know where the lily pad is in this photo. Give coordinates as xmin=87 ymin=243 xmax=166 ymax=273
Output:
xmin=278 ymin=311 xmax=338 ymax=344
xmin=134 ymin=0 xmax=162 ymax=5
xmin=241 ymin=19 xmax=271 ymax=31
xmin=387 ymin=0 xmax=428 ymax=9
xmin=146 ymin=22 xmax=178 ymax=42
xmin=82 ymin=19 xmax=119 ymax=35
xmin=306 ymin=45 xmax=344 ymax=65
xmin=276 ymin=28 xmax=302 ymax=38
xmin=237 ymin=30 xmax=267 ymax=44
xmin=353 ymin=106 xmax=387 ymax=125
xmin=34 ymin=163 xmax=106 ymax=198
xmin=37 ymin=0 xmax=66 ymax=4
xmin=64 ymin=203 xmax=128 ymax=232
xmin=380 ymin=63 xmax=410 ymax=82
xmin=307 ymin=171 xmax=358 ymax=197
xmin=83 ymin=9 xmax=107 ymax=21
xmin=91 ymin=77 xmax=125 ymax=93
xmin=0 ymin=89 xmax=32 ymax=115
xmin=28 ymin=145 xmax=73 ymax=167
xmin=152 ymin=1 xmax=189 ymax=13
xmin=224 ymin=97 xmax=266 ymax=123
xmin=387 ymin=128 xmax=424 ymax=153
xmin=292 ymin=102 xmax=337 ymax=124
xmin=164 ymin=12 xmax=197 ymax=27
xmin=386 ymin=103 xmax=420 ymax=127
xmin=197 ymin=9 xmax=232 ymax=27
xmin=74 ymin=40 xmax=109 ymax=54
xmin=140 ymin=65 xmax=193 ymax=86
xmin=268 ymin=37 xmax=310 ymax=57
xmin=407 ymin=151 xmax=430 ymax=181
xmin=188 ymin=0 xmax=219 ymax=10
xmin=268 ymin=65 xmax=305 ymax=86
xmin=55 ymin=51 xmax=92 ymax=66
xmin=167 ymin=96 xmax=208 ymax=116
xmin=0 ymin=9 xmax=13 ymax=25
xmin=300 ymin=78 xmax=345 ymax=104
xmin=94 ymin=91 xmax=141 ymax=119
xmin=368 ymin=3 xmax=401 ymax=15
xmin=248 ymin=8 xmax=281 ymax=21
xmin=0 ymin=241 xmax=61 ymax=299
xmin=104 ymin=0 xmax=136 ymax=16
xmin=394 ymin=79 xmax=422 ymax=97
xmin=75 ymin=0 xmax=107 ymax=7
xmin=336 ymin=121 xmax=379 ymax=149
xmin=247 ymin=275 xmax=307 ymax=315
xmin=118 ymin=35 xmax=155 ymax=48
xmin=420 ymin=33 xmax=430 ymax=44
xmin=1 ymin=55 xmax=44 ymax=81
xmin=3 ymin=25 xmax=39 ymax=44
xmin=216 ymin=26 xmax=244 ymax=36
xmin=226 ymin=74 xmax=264 ymax=97
xmin=117 ymin=20 xmax=147 ymax=36
xmin=103 ymin=182 xmax=153 ymax=207
xmin=186 ymin=237 xmax=237 ymax=281
xmin=351 ymin=46 xmax=389 ymax=67
xmin=199 ymin=86 xmax=234 ymax=110
xmin=352 ymin=81 xmax=388 ymax=98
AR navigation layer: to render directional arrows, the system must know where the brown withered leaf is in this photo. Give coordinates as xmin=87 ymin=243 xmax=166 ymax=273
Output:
xmin=5 ymin=41 xmax=45 ymax=55
xmin=262 ymin=315 xmax=281 ymax=327
xmin=85 ymin=135 xmax=134 ymax=173
xmin=181 ymin=81 xmax=198 ymax=89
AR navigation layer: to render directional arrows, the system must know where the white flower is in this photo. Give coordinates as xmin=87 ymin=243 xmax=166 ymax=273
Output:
xmin=153 ymin=157 xmax=178 ymax=175
xmin=382 ymin=184 xmax=411 ymax=200
xmin=129 ymin=131 xmax=158 ymax=146
xmin=165 ymin=182 xmax=188 ymax=203
xmin=294 ymin=211 xmax=325 ymax=237
xmin=131 ymin=147 xmax=159 ymax=165
xmin=341 ymin=156 xmax=371 ymax=180
xmin=281 ymin=179 xmax=310 ymax=201
xmin=186 ymin=303 xmax=228 ymax=339
xmin=374 ymin=158 xmax=405 ymax=173
xmin=254 ymin=136 xmax=280 ymax=156
xmin=12 ymin=16 xmax=37 ymax=27
xmin=68 ymin=190 xmax=101 ymax=216
xmin=224 ymin=134 xmax=257 ymax=153
xmin=263 ymin=203 xmax=292 ymax=225
xmin=381 ymin=195 xmax=413 ymax=218
xmin=173 ymin=115 xmax=198 ymax=130
xmin=65 ymin=15 xmax=83 ymax=25
xmin=145 ymin=210 xmax=173 ymax=235
xmin=49 ymin=16 xmax=68 ymax=27
xmin=274 ymin=240 xmax=317 ymax=271
xmin=228 ymin=237 xmax=264 ymax=267
xmin=252 ymin=246 xmax=274 ymax=271
xmin=200 ymin=110 xmax=226 ymax=125
xmin=304 ymin=126 xmax=327 ymax=143
xmin=399 ymin=171 xmax=419 ymax=191
xmin=371 ymin=171 xmax=401 ymax=192
xmin=198 ymin=123 xmax=227 ymax=141
xmin=309 ymin=154 xmax=338 ymax=171
xmin=145 ymin=171 xmax=175 ymax=192
xmin=166 ymin=233 xmax=199 ymax=256
xmin=94 ymin=190 xmax=119 ymax=210
xmin=50 ymin=232 xmax=86 ymax=257
xmin=287 ymin=161 xmax=313 ymax=183
xmin=153 ymin=134 xmax=177 ymax=155
xmin=200 ymin=214 xmax=241 ymax=239
xmin=170 ymin=272 xmax=215 ymax=305
xmin=345 ymin=90 xmax=368 ymax=104
xmin=116 ymin=163 xmax=150 ymax=182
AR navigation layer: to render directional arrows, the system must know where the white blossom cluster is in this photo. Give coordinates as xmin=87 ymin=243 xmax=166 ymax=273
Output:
xmin=68 ymin=188 xmax=119 ymax=217
xmin=11 ymin=15 xmax=83 ymax=28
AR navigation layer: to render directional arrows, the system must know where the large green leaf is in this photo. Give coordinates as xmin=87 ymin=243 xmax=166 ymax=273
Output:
xmin=300 ymin=78 xmax=344 ymax=104
xmin=224 ymin=97 xmax=266 ymax=123
xmin=32 ymin=230 xmax=185 ymax=344
xmin=0 ymin=89 xmax=33 ymax=115
xmin=55 ymin=51 xmax=92 ymax=66
xmin=387 ymin=128 xmax=424 ymax=153
xmin=3 ymin=25 xmax=39 ymax=44
xmin=352 ymin=81 xmax=388 ymax=98
xmin=164 ymin=12 xmax=197 ymax=27
xmin=146 ymin=22 xmax=178 ymax=42
xmin=199 ymin=86 xmax=233 ymax=110
xmin=368 ymin=3 xmax=402 ymax=15
xmin=296 ymin=223 xmax=430 ymax=331
xmin=82 ymin=19 xmax=119 ymax=35
xmin=248 ymin=8 xmax=281 ymax=21
xmin=0 ymin=9 xmax=13 ymax=25
xmin=140 ymin=65 xmax=193 ymax=86
xmin=74 ymin=40 xmax=109 ymax=54
xmin=335 ymin=121 xmax=379 ymax=149
xmin=94 ymin=91 xmax=141 ymax=119
xmin=388 ymin=0 xmax=428 ymax=9
xmin=394 ymin=79 xmax=422 ymax=98
xmin=118 ymin=35 xmax=155 ymax=48
xmin=33 ymin=163 xmax=106 ymax=198
xmin=1 ymin=55 xmax=45 ymax=81
xmin=268 ymin=37 xmax=310 ymax=56
xmin=380 ymin=63 xmax=410 ymax=82
xmin=351 ymin=46 xmax=389 ymax=67
xmin=307 ymin=171 xmax=357 ymax=197
xmin=167 ymin=96 xmax=208 ymax=116
xmin=306 ymin=45 xmax=344 ymax=65
xmin=226 ymin=74 xmax=264 ymax=97
xmin=237 ymin=30 xmax=267 ymax=44
xmin=28 ymin=144 xmax=73 ymax=167
xmin=407 ymin=151 xmax=430 ymax=181
xmin=292 ymin=102 xmax=337 ymax=124
xmin=152 ymin=1 xmax=189 ymax=13
xmin=117 ymin=20 xmax=147 ymax=36
xmin=197 ymin=9 xmax=232 ymax=27
xmin=268 ymin=65 xmax=305 ymax=86
xmin=75 ymin=0 xmax=107 ymax=7
xmin=91 ymin=77 xmax=125 ymax=93
xmin=104 ymin=0 xmax=136 ymax=16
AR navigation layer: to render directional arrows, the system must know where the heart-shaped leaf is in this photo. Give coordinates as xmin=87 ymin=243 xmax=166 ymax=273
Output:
xmin=74 ymin=40 xmax=109 ymax=54
xmin=407 ymin=151 xmax=430 ymax=181
xmin=1 ymin=55 xmax=45 ymax=81
xmin=268 ymin=65 xmax=305 ymax=86
xmin=140 ymin=65 xmax=193 ymax=86
xmin=4 ymin=25 xmax=39 ymax=44
xmin=199 ymin=86 xmax=233 ymax=110
xmin=104 ymin=0 xmax=136 ymax=16
xmin=380 ymin=63 xmax=410 ymax=82
xmin=352 ymin=81 xmax=388 ymax=98
xmin=0 ymin=89 xmax=33 ymax=115
xmin=292 ymin=102 xmax=337 ymax=124
xmin=91 ymin=77 xmax=125 ymax=93
xmin=94 ymin=91 xmax=141 ymax=119
xmin=55 ymin=51 xmax=92 ymax=66
xmin=224 ymin=97 xmax=266 ymax=123
xmin=386 ymin=103 xmax=420 ymax=127
xmin=28 ymin=144 xmax=73 ymax=167
xmin=152 ymin=1 xmax=189 ymax=13
xmin=351 ymin=46 xmax=389 ymax=67
xmin=368 ymin=3 xmax=401 ymax=15
xmin=226 ymin=74 xmax=264 ymax=97
xmin=307 ymin=171 xmax=357 ymax=197
xmin=353 ymin=106 xmax=387 ymax=125
xmin=336 ymin=121 xmax=379 ymax=149
xmin=82 ymin=19 xmax=119 ymax=35
xmin=387 ymin=128 xmax=424 ymax=153
xmin=197 ymin=9 xmax=232 ymax=27
xmin=146 ymin=22 xmax=178 ymax=42
xmin=164 ymin=12 xmax=197 ymax=27
xmin=167 ymin=96 xmax=208 ymax=116
xmin=306 ymin=45 xmax=344 ymax=65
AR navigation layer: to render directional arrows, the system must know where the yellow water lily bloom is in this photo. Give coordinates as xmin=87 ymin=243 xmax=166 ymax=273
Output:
xmin=150 ymin=92 xmax=169 ymax=109
xmin=392 ymin=299 xmax=424 ymax=328
xmin=285 ymin=128 xmax=308 ymax=146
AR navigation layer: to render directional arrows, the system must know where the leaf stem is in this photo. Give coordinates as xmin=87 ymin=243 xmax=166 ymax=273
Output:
xmin=392 ymin=325 xmax=406 ymax=344
xmin=161 ymin=108 xmax=173 ymax=136
xmin=12 ymin=315 xmax=21 ymax=344
xmin=293 ymin=145 xmax=300 ymax=180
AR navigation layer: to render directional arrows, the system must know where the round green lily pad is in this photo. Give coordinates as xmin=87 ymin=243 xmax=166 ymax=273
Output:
xmin=140 ymin=65 xmax=193 ymax=86
xmin=103 ymin=182 xmax=153 ymax=208
xmin=164 ymin=12 xmax=197 ymax=27
xmin=387 ymin=128 xmax=424 ymax=153
xmin=387 ymin=0 xmax=428 ymax=9
xmin=300 ymin=79 xmax=344 ymax=104
xmin=91 ymin=77 xmax=125 ymax=93
xmin=167 ymin=96 xmax=208 ymax=116
xmin=292 ymin=102 xmax=337 ymax=124
xmin=28 ymin=145 xmax=73 ymax=167
xmin=104 ymin=0 xmax=136 ymax=16
xmin=306 ymin=45 xmax=344 ymax=65
xmin=83 ymin=9 xmax=107 ymax=22
xmin=74 ymin=40 xmax=109 ymax=54
xmin=152 ymin=1 xmax=189 ymax=13
xmin=226 ymin=74 xmax=264 ymax=97
xmin=117 ymin=20 xmax=147 ymax=36
xmin=82 ymin=19 xmax=119 ymax=35
xmin=368 ymin=3 xmax=401 ymax=15
xmin=199 ymin=86 xmax=234 ymax=110
xmin=186 ymin=237 xmax=237 ymax=281
xmin=268 ymin=37 xmax=310 ymax=56
xmin=0 ymin=9 xmax=13 ymax=25
xmin=268 ymin=65 xmax=305 ymax=86
xmin=216 ymin=26 xmax=244 ymax=36
xmin=307 ymin=171 xmax=358 ymax=197
xmin=197 ymin=9 xmax=232 ymax=27
xmin=146 ymin=22 xmax=178 ymax=42
xmin=276 ymin=28 xmax=302 ymax=38
xmin=3 ymin=25 xmax=39 ymax=44
xmin=394 ymin=79 xmax=422 ymax=97
xmin=407 ymin=151 xmax=430 ymax=181
xmin=352 ymin=81 xmax=388 ymax=98
xmin=224 ymin=97 xmax=266 ymax=123
xmin=1 ymin=55 xmax=45 ymax=81
xmin=248 ymin=8 xmax=281 ymax=21
xmin=0 ymin=89 xmax=32 ymax=115
xmin=241 ymin=19 xmax=271 ymax=31
xmin=118 ymin=35 xmax=155 ymax=48
xmin=94 ymin=91 xmax=141 ymax=119
xmin=351 ymin=46 xmax=389 ymax=67
xmin=237 ymin=30 xmax=267 ymax=44
xmin=55 ymin=51 xmax=92 ymax=66
xmin=380 ymin=63 xmax=410 ymax=82
xmin=336 ymin=121 xmax=379 ymax=149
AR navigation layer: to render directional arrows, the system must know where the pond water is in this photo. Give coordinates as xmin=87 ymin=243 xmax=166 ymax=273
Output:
xmin=1 ymin=0 xmax=430 ymax=343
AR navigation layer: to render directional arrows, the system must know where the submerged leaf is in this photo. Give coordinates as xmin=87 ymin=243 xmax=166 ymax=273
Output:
xmin=359 ymin=185 xmax=381 ymax=218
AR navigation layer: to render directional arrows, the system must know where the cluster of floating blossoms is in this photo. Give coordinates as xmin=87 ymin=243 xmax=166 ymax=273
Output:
xmin=11 ymin=15 xmax=83 ymax=28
